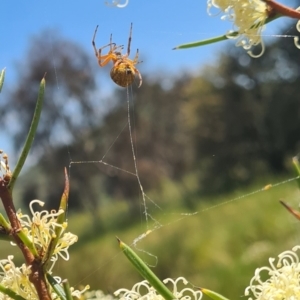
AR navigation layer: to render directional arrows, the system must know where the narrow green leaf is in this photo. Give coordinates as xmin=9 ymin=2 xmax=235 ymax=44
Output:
xmin=117 ymin=238 xmax=175 ymax=300
xmin=46 ymin=273 xmax=67 ymax=300
xmin=16 ymin=229 xmax=39 ymax=258
xmin=0 ymin=68 xmax=5 ymax=93
xmin=0 ymin=213 xmax=11 ymax=232
xmin=57 ymin=168 xmax=69 ymax=223
xmin=43 ymin=168 xmax=69 ymax=268
xmin=200 ymin=287 xmax=230 ymax=300
xmin=173 ymin=33 xmax=236 ymax=50
xmin=0 ymin=283 xmax=27 ymax=300
xmin=62 ymin=280 xmax=74 ymax=300
xmin=173 ymin=14 xmax=280 ymax=50
xmin=0 ymin=213 xmax=12 ymax=241
xmin=8 ymin=75 xmax=46 ymax=192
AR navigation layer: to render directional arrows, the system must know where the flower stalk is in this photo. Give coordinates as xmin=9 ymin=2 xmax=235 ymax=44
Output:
xmin=264 ymin=0 xmax=300 ymax=19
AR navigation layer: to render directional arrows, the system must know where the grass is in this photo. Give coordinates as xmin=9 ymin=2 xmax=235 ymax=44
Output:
xmin=52 ymin=173 xmax=300 ymax=299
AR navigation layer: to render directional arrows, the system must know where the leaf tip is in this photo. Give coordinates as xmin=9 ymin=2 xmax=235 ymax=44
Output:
xmin=280 ymin=200 xmax=300 ymax=220
xmin=200 ymin=287 xmax=230 ymax=300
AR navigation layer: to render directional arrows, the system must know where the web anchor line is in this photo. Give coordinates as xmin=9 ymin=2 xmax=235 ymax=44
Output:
xmin=126 ymin=86 xmax=149 ymax=225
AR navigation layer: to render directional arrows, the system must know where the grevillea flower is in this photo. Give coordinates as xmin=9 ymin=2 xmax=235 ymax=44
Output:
xmin=0 ymin=199 xmax=86 ymax=300
xmin=17 ymin=200 xmax=78 ymax=265
xmin=0 ymin=256 xmax=37 ymax=300
xmin=245 ymin=245 xmax=300 ymax=299
xmin=0 ymin=256 xmax=89 ymax=300
xmin=114 ymin=277 xmax=203 ymax=300
xmin=207 ymin=0 xmax=270 ymax=57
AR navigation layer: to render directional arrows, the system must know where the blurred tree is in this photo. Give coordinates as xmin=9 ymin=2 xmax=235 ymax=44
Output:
xmin=1 ymin=29 xmax=107 ymax=228
xmin=246 ymin=24 xmax=300 ymax=171
xmin=97 ymin=76 xmax=193 ymax=216
xmin=8 ymin=22 xmax=300 ymax=226
xmin=2 ymin=29 xmax=98 ymax=152
xmin=180 ymin=23 xmax=300 ymax=194
xmin=181 ymin=63 xmax=263 ymax=193
xmin=60 ymin=76 xmax=192 ymax=219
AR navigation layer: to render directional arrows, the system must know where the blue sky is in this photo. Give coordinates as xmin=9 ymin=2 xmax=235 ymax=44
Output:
xmin=0 ymin=0 xmax=298 ymax=155
xmin=1 ymin=0 xmax=297 ymax=86
xmin=1 ymin=0 xmax=226 ymax=81
xmin=1 ymin=0 xmax=295 ymax=80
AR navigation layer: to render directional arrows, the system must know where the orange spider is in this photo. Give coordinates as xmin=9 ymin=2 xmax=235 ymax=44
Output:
xmin=92 ymin=23 xmax=142 ymax=88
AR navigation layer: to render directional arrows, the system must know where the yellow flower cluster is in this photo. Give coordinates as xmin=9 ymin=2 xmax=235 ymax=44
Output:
xmin=207 ymin=0 xmax=269 ymax=56
xmin=0 ymin=200 xmax=85 ymax=300
xmin=0 ymin=256 xmax=37 ymax=300
xmin=17 ymin=200 xmax=78 ymax=266
xmin=114 ymin=277 xmax=202 ymax=300
xmin=245 ymin=245 xmax=300 ymax=299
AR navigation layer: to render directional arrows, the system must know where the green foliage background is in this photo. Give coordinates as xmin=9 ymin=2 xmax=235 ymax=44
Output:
xmin=50 ymin=177 xmax=300 ymax=298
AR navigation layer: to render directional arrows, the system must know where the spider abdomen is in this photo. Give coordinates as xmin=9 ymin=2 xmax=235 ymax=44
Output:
xmin=110 ymin=63 xmax=135 ymax=87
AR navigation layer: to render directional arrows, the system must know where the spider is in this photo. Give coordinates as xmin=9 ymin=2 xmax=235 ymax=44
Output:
xmin=92 ymin=23 xmax=142 ymax=88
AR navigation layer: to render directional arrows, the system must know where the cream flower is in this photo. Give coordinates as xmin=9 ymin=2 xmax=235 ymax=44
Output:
xmin=0 ymin=255 xmax=37 ymax=300
xmin=245 ymin=245 xmax=300 ymax=299
xmin=207 ymin=0 xmax=269 ymax=56
xmin=114 ymin=277 xmax=202 ymax=300
xmin=17 ymin=200 xmax=78 ymax=264
xmin=0 ymin=256 xmax=89 ymax=300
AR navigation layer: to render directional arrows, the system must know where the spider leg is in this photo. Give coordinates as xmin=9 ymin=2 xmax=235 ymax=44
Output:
xmin=92 ymin=25 xmax=99 ymax=45
xmin=114 ymin=45 xmax=125 ymax=52
xmin=98 ymin=42 xmax=117 ymax=55
xmin=94 ymin=43 xmax=116 ymax=67
xmin=98 ymin=55 xmax=114 ymax=67
xmin=135 ymin=68 xmax=142 ymax=88
xmin=127 ymin=23 xmax=133 ymax=57
xmin=92 ymin=25 xmax=116 ymax=58
xmin=133 ymin=49 xmax=139 ymax=63
xmin=98 ymin=44 xmax=123 ymax=66
xmin=92 ymin=25 xmax=100 ymax=57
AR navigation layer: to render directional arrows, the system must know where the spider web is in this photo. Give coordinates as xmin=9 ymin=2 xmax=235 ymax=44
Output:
xmin=65 ymin=77 xmax=300 ymax=286
xmin=62 ymin=25 xmax=300 ymax=290
xmin=8 ymin=1 xmax=300 ymax=290
xmin=3 ymin=1 xmax=300 ymax=298
xmin=68 ymin=86 xmax=163 ymax=235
